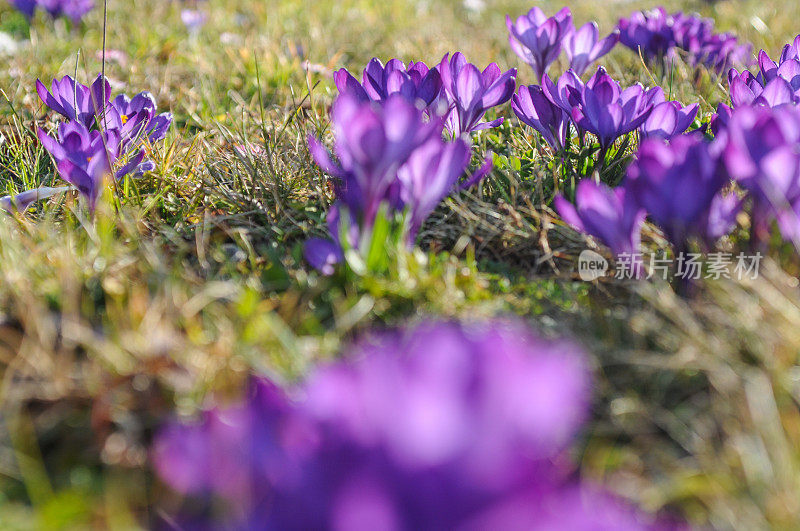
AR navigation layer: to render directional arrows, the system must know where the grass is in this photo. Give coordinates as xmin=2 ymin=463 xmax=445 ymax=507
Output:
xmin=2 ymin=0 xmax=800 ymax=528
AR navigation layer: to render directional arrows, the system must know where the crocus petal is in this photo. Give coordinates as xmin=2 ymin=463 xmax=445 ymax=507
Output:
xmin=304 ymin=238 xmax=342 ymax=275
xmin=308 ymin=135 xmax=344 ymax=178
xmin=459 ymin=154 xmax=493 ymax=189
xmin=334 ymin=69 xmax=370 ymax=102
xmin=455 ymin=64 xmax=484 ymax=113
xmin=147 ymin=113 xmax=173 ymax=143
xmin=0 ymin=186 xmax=71 ymax=214
xmin=115 ymin=149 xmax=146 ymax=179
xmin=755 ymin=77 xmax=796 ymax=107
xmin=481 ymin=68 xmax=517 ymax=109
xmin=36 ymin=79 xmax=68 ymax=117
xmin=554 ymin=195 xmax=586 ymax=236
xmin=471 ymin=117 xmax=504 ymax=131
xmin=729 ymin=75 xmax=758 ymax=107
xmin=37 ymin=127 xmax=67 ymax=161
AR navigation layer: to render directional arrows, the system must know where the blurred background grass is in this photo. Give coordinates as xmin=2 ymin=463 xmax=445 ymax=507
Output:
xmin=2 ymin=0 xmax=800 ymax=528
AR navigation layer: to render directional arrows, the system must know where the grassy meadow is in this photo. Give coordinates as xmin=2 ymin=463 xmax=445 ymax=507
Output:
xmin=2 ymin=0 xmax=800 ymax=528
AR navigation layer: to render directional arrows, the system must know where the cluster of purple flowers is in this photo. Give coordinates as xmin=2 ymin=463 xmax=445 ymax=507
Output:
xmin=556 ymin=97 xmax=800 ymax=259
xmin=9 ymin=0 xmax=92 ymax=23
xmin=727 ymin=47 xmax=800 ymax=109
xmin=513 ymin=66 xmax=695 ymax=153
xmin=154 ymin=320 xmax=667 ymax=529
xmin=506 ymin=7 xmax=619 ymax=82
xmin=549 ymin=28 xmax=800 ymax=262
xmin=334 ymin=53 xmax=517 ymax=137
xmin=618 ymin=7 xmax=750 ymax=73
xmin=9 ymin=75 xmax=172 ymax=212
xmin=307 ymin=54 xmax=514 ymax=273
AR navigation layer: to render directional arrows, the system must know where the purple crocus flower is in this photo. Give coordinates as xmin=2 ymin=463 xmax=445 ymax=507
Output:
xmin=512 ymin=84 xmax=570 ymax=150
xmin=304 ymin=237 xmax=343 ymax=276
xmin=305 ymin=94 xmax=487 ymax=273
xmin=670 ymin=11 xmax=713 ymax=55
xmin=626 ymin=135 xmax=727 ymax=247
xmin=756 ymin=49 xmax=800 ymax=86
xmin=564 ymin=22 xmax=619 ymax=77
xmin=308 ymin=94 xmax=440 ymax=223
xmin=639 ymin=99 xmax=699 ymax=139
xmin=12 ymin=0 xmax=94 ymax=22
xmin=506 ymin=7 xmax=573 ymax=82
xmin=671 ymin=12 xmax=750 ymax=72
xmin=728 ymin=70 xmax=799 ymax=108
xmin=700 ymin=33 xmax=752 ymax=74
xmin=37 ymin=122 xmax=120 ymax=211
xmin=36 ymin=75 xmax=110 ymax=129
xmin=438 ymin=52 xmax=517 ymax=136
xmin=555 ymin=179 xmax=646 ymax=257
xmin=154 ymin=319 xmax=662 ymax=529
xmin=37 ymin=75 xmax=171 ymax=150
xmin=569 ymin=67 xmax=657 ymax=149
xmin=722 ymin=105 xmax=800 ymax=242
xmin=153 ymin=377 xmax=314 ymax=504
xmin=541 ymin=69 xmax=584 ymax=114
xmin=103 ymin=91 xmax=171 ymax=177
xmin=109 ymin=91 xmax=173 ymax=149
xmin=727 ymin=69 xmax=762 ymax=107
xmin=698 ymin=192 xmax=742 ymax=245
xmin=334 ymin=58 xmax=442 ymax=112
xmin=617 ymin=7 xmax=674 ymax=60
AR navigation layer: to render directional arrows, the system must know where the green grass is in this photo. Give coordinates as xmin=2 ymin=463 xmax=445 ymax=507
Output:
xmin=2 ymin=0 xmax=800 ymax=528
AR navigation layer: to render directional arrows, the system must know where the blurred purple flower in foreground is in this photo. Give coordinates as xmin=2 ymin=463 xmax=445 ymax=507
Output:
xmin=154 ymin=320 xmax=668 ymax=529
xmin=334 ymin=58 xmax=442 ymax=113
xmin=438 ymin=52 xmax=517 ymax=136
xmin=555 ymin=179 xmax=646 ymax=258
